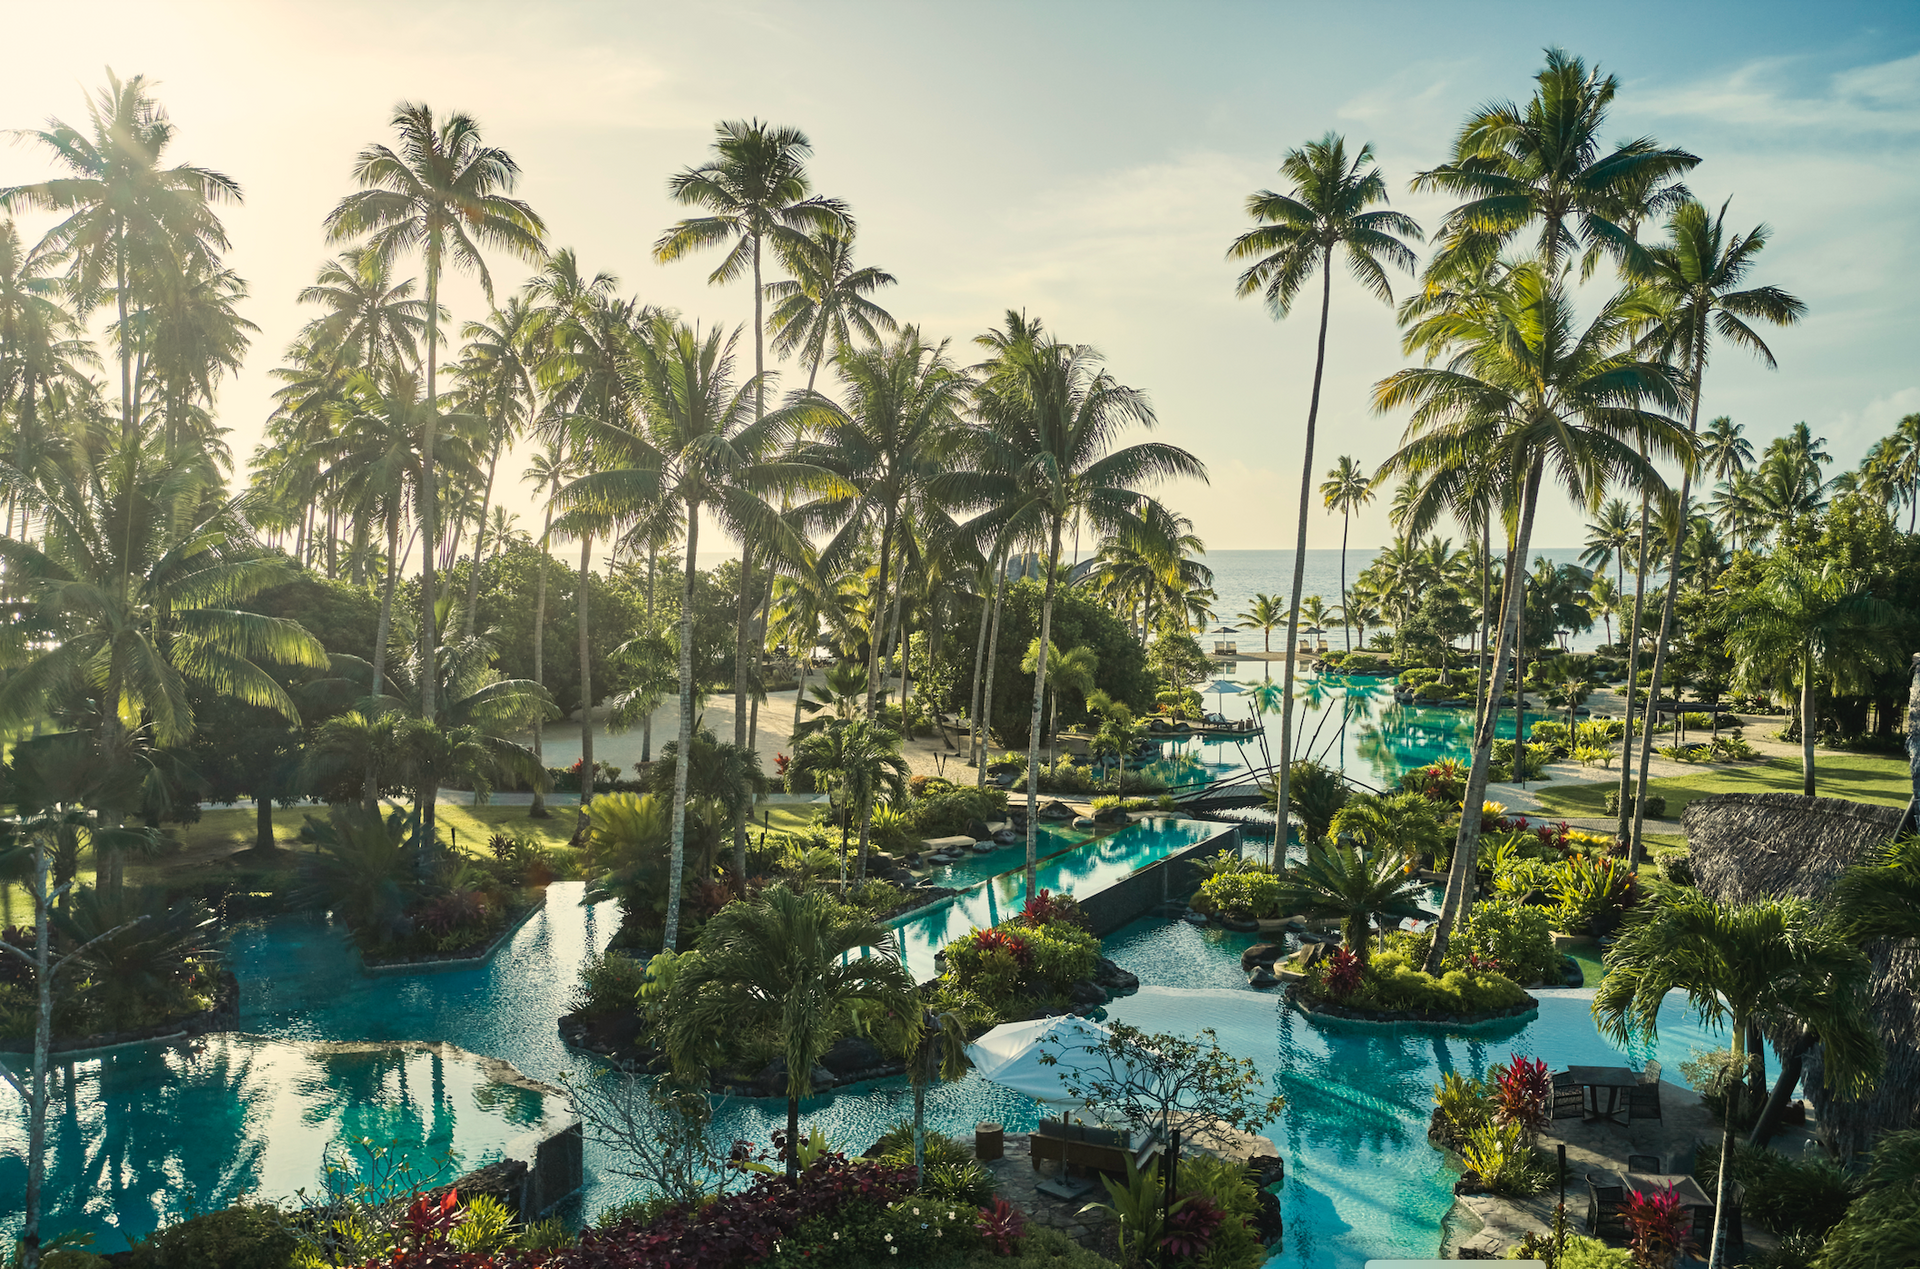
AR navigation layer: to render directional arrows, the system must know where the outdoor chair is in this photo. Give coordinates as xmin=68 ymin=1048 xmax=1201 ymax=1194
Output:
xmin=1626 ymin=1081 xmax=1663 ymax=1122
xmin=1585 ymin=1173 xmax=1627 ymax=1239
xmin=1550 ymin=1070 xmax=1585 ymax=1121
xmin=1625 ymin=1153 xmax=1663 ymax=1173
xmin=1639 ymin=1060 xmax=1662 ymax=1085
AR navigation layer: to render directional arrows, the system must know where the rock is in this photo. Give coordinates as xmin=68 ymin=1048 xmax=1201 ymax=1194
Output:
xmin=756 ymin=1057 xmax=835 ymax=1094
xmin=1183 ymin=910 xmax=1209 ymax=925
xmin=1038 ymin=799 xmax=1076 ymax=821
xmin=820 ymin=1036 xmax=886 ymax=1078
xmin=1069 ymin=979 xmax=1107 ymax=1007
xmin=1247 ymin=1154 xmax=1285 ymax=1188
xmin=1093 ymin=804 xmax=1130 ymax=826
xmin=1223 ymin=917 xmax=1259 ymax=933
xmin=993 ymin=828 xmax=1019 ymax=846
xmin=1453 ymin=1168 xmax=1486 ymax=1196
xmin=1251 ymin=1186 xmax=1284 ymax=1245
xmin=1247 ymin=965 xmax=1280 ymax=988
xmin=1093 ymin=957 xmax=1139 ymax=994
xmin=972 ymin=840 xmax=996 ymax=854
xmin=1240 ymin=943 xmax=1282 ymax=971
xmin=966 ymin=817 xmax=993 ymax=839
xmin=1071 ymin=816 xmax=1096 ymax=829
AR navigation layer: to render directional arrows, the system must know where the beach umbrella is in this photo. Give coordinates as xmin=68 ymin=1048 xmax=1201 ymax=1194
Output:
xmin=964 ymin=1014 xmax=1138 ymax=1109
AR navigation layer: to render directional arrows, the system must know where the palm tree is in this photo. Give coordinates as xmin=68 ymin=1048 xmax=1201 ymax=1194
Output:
xmin=296 ymin=247 xmax=432 ymax=372
xmin=960 ymin=313 xmax=1206 ymax=897
xmin=452 ymin=296 xmax=538 ymax=635
xmin=643 ymin=725 xmax=771 ymax=880
xmin=793 ymin=717 xmax=908 ymax=883
xmin=1594 ymin=891 xmax=1879 ymax=1269
xmin=0 ymin=220 xmax=96 ymax=530
xmin=1376 ymin=263 xmax=1687 ymax=972
xmin=1580 ymin=497 xmax=1636 ymax=596
xmin=1699 ymin=415 xmax=1754 ymax=484
xmin=522 ymin=442 xmax=575 ymax=818
xmin=1858 ymin=413 xmax=1920 ymax=533
xmin=1412 ymin=47 xmax=1697 ymax=281
xmin=1582 ymin=573 xmax=1621 ymax=648
xmin=1273 ymin=839 xmax=1429 ymax=963
xmin=765 ymin=220 xmax=898 ymax=392
xmin=1329 ymin=791 xmax=1447 ymax=868
xmin=0 ymin=456 xmax=325 ymax=889
xmin=324 ymin=101 xmax=547 ymax=723
xmin=1726 ymin=556 xmax=1903 ymax=795
xmin=1229 ymin=132 xmax=1421 ymax=868
xmin=792 ymin=330 xmax=968 ymax=719
xmin=1829 ymin=835 xmax=1920 ymax=958
xmin=662 ymin=884 xmax=919 ymax=1180
xmin=1626 ymin=198 xmax=1806 ymax=861
xmin=1 ymin=70 xmax=242 ymax=444
xmin=1320 ymin=455 xmax=1375 ymax=652
xmin=1021 ymin=640 xmax=1099 ymax=762
xmin=559 ymin=314 xmax=810 ymax=948
xmin=1238 ymin=592 xmax=1287 ymax=654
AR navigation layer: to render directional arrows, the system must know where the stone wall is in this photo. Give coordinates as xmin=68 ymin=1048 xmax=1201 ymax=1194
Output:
xmin=451 ymin=1119 xmax=584 ymax=1220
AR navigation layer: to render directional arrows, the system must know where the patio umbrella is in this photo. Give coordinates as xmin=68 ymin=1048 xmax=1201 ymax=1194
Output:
xmin=1203 ymin=678 xmax=1244 ymax=715
xmin=964 ymin=1014 xmax=1137 ymax=1109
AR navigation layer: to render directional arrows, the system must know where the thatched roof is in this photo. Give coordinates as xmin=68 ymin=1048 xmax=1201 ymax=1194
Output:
xmin=1685 ymin=792 xmax=1917 ymax=1154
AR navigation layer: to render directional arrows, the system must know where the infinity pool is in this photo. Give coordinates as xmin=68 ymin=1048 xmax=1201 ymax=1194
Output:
xmin=888 ymin=817 xmax=1235 ymax=979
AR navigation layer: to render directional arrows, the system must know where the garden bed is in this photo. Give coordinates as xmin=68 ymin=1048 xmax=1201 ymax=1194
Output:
xmin=1288 ymin=984 xmax=1539 ymax=1030
xmin=3 ymin=969 xmax=240 ymax=1057
xmin=360 ymin=891 xmax=545 ymax=973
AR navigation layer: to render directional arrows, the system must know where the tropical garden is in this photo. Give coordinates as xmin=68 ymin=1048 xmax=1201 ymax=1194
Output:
xmin=0 ymin=42 xmax=1915 ymax=1269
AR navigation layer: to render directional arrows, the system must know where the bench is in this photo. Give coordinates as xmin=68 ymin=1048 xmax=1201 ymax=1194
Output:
xmin=1028 ymin=1117 xmax=1160 ymax=1178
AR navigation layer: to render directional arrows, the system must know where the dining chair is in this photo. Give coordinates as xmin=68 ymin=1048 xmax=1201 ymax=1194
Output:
xmin=1585 ymin=1173 xmax=1627 ymax=1238
xmin=1626 ymin=1081 xmax=1663 ymax=1122
xmin=1551 ymin=1070 xmax=1585 ymax=1121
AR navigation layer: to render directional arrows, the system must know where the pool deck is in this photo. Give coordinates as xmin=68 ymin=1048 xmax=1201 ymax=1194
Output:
xmin=1443 ymin=1072 xmax=1801 ymax=1260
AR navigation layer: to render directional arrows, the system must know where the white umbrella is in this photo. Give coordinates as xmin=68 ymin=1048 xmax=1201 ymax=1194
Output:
xmin=964 ymin=1015 xmax=1126 ymax=1108
xmin=1202 ymin=678 xmax=1244 ymax=714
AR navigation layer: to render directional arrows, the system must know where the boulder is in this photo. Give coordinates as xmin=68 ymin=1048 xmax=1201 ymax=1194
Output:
xmin=1240 ymin=943 xmax=1283 ymax=971
xmin=757 ymin=1057 xmax=835 ymax=1095
xmin=1252 ymin=1186 xmax=1284 ymax=1245
xmin=1068 ymin=979 xmax=1107 ymax=1007
xmin=1072 ymin=816 xmax=1096 ymax=829
xmin=1247 ymin=965 xmax=1280 ymax=988
xmin=1093 ymin=957 xmax=1140 ymax=995
xmin=971 ymin=840 xmax=996 ymax=853
xmin=993 ymin=828 xmax=1019 ymax=845
xmin=1038 ymin=799 xmax=1076 ymax=821
xmin=1092 ymin=804 xmax=1130 ymax=826
xmin=965 ymin=817 xmax=993 ymax=840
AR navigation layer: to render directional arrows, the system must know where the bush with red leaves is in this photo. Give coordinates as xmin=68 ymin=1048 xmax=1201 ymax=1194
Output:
xmin=1161 ymin=1194 xmax=1226 ymax=1260
xmin=1493 ymin=1054 xmax=1551 ymax=1138
xmin=975 ymin=1197 xmax=1026 ymax=1256
xmin=1322 ymin=946 xmax=1363 ymax=1000
xmin=971 ymin=926 xmax=1033 ymax=967
xmin=1017 ymin=889 xmax=1090 ymax=931
xmin=352 ymin=1191 xmax=554 ymax=1268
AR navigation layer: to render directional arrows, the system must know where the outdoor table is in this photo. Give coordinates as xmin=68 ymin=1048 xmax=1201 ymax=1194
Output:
xmin=1627 ymin=1172 xmax=1715 ymax=1235
xmin=1565 ymin=1065 xmax=1640 ymax=1123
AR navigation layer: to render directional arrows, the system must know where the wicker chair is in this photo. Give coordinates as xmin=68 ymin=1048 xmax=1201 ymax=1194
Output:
xmin=1626 ymin=1080 xmax=1663 ymax=1122
xmin=1585 ymin=1172 xmax=1627 ymax=1239
xmin=1551 ymin=1069 xmax=1586 ymax=1121
xmin=1640 ymin=1060 xmax=1662 ymax=1085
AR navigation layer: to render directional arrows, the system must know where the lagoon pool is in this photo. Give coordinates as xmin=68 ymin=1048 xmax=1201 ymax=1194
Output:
xmin=9 ymin=877 xmax=1746 ymax=1266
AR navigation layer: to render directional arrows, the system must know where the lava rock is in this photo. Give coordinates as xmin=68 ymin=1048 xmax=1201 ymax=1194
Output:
xmin=1247 ymin=965 xmax=1280 ymax=988
xmin=1072 ymin=816 xmax=1096 ymax=829
xmin=1453 ymin=1168 xmax=1487 ymax=1196
xmin=966 ymin=817 xmax=994 ymax=840
xmin=1093 ymin=956 xmax=1140 ymax=994
xmin=1093 ymin=804 xmax=1130 ymax=826
xmin=820 ymin=1036 xmax=886 ymax=1078
xmin=1252 ymin=1186 xmax=1284 ymax=1245
xmin=757 ymin=1057 xmax=835 ymax=1095
xmin=993 ymin=828 xmax=1019 ymax=845
xmin=1069 ymin=979 xmax=1108 ymax=1007
xmin=1240 ymin=943 xmax=1283 ymax=971
xmin=1247 ymin=1154 xmax=1285 ymax=1188
xmin=1038 ymin=799 xmax=1076 ymax=821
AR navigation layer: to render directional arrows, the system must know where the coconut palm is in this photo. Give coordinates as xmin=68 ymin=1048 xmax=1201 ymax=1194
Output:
xmin=957 ymin=312 xmax=1206 ymax=897
xmin=769 ymin=569 xmax=854 ymax=744
xmin=558 ymin=314 xmax=813 ymax=949
xmin=1594 ymin=891 xmax=1880 ymax=1269
xmin=1412 ymin=47 xmax=1697 ymax=281
xmin=1582 ymin=573 xmax=1621 ymax=647
xmin=1859 ymin=413 xmax=1920 ymax=533
xmin=765 ymin=220 xmax=898 ymax=392
xmin=643 ymin=725 xmax=771 ymax=881
xmin=1 ymin=71 xmax=242 ymax=445
xmin=296 ymin=247 xmax=432 ymax=372
xmin=1376 ymin=262 xmax=1688 ymax=972
xmin=1238 ymin=592 xmax=1288 ymax=654
xmin=1320 ymin=456 xmax=1375 ymax=652
xmin=1273 ymin=839 xmax=1428 ymax=962
xmin=324 ymin=101 xmax=547 ymax=722
xmin=452 ymin=296 xmax=538 ymax=635
xmin=1330 ymin=791 xmax=1447 ymax=867
xmin=1699 ymin=415 xmax=1754 ymax=484
xmin=791 ymin=330 xmax=968 ymax=719
xmin=0 ymin=220 xmax=97 ymax=532
xmin=1829 ymin=835 xmax=1920 ymax=961
xmin=521 ymin=442 xmax=576 ymax=818
xmin=131 ymin=251 xmax=258 ymax=461
xmin=1229 ymin=133 xmax=1421 ymax=867
xmin=0 ymin=455 xmax=325 ymax=890
xmin=1726 ymin=556 xmax=1903 ymax=796
xmin=662 ymin=884 xmax=919 ymax=1180
xmin=1625 ymin=198 xmax=1805 ymax=862
xmin=1580 ymin=497 xmax=1636 ymax=596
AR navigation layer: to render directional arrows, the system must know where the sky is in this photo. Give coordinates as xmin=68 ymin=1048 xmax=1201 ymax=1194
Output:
xmin=2 ymin=0 xmax=1917 ymax=557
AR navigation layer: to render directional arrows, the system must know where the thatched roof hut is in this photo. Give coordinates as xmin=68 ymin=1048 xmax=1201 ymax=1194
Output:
xmin=1685 ymin=792 xmax=1916 ymax=1154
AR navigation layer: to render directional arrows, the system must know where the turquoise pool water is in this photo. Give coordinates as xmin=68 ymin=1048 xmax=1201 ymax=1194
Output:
xmin=888 ymin=817 xmax=1234 ymax=980
xmin=9 ymin=876 xmax=1748 ymax=1266
xmin=918 ymin=824 xmax=1090 ymax=890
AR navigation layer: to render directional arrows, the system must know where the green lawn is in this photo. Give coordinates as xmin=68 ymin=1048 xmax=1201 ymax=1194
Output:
xmin=1533 ymin=751 xmax=1910 ymax=823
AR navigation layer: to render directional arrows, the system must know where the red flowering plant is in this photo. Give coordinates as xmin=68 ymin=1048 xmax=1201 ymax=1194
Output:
xmin=1161 ymin=1194 xmax=1226 ymax=1259
xmin=1018 ymin=889 xmax=1091 ymax=931
xmin=975 ymin=1197 xmax=1026 ymax=1255
xmin=1622 ymin=1183 xmax=1699 ymax=1269
xmin=1492 ymin=1054 xmax=1551 ymax=1141
xmin=1321 ymin=947 xmax=1363 ymax=1000
xmin=970 ymin=926 xmax=1033 ymax=967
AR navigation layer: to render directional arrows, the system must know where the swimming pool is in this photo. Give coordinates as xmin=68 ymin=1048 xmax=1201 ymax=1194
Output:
xmin=887 ymin=817 xmax=1235 ymax=979
xmin=8 ymin=878 xmax=1745 ymax=1266
xmin=917 ymin=823 xmax=1091 ymax=890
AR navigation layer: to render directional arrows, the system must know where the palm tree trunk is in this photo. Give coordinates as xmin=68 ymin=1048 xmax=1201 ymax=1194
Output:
xmin=1615 ymin=490 xmax=1653 ymax=843
xmin=735 ymin=544 xmax=755 ymax=750
xmin=1707 ymin=1021 xmax=1744 ymax=1269
xmin=577 ymin=533 xmax=595 ymax=821
xmin=785 ymin=1091 xmax=801 ymax=1184
xmin=1631 ymin=336 xmax=1706 ymax=867
xmin=461 ymin=436 xmax=502 ymax=637
xmin=1275 ymin=252 xmax=1336 ymax=868
xmin=1427 ymin=458 xmax=1542 ymax=974
xmin=867 ymin=511 xmax=896 ymax=719
xmin=367 ymin=509 xmax=403 ymax=812
xmin=1022 ymin=518 xmax=1065 ymax=899
xmin=974 ymin=549 xmax=1010 ymax=779
xmin=1340 ymin=509 xmax=1352 ymax=653
xmin=1801 ymin=653 xmax=1816 ymax=796
xmin=791 ymin=656 xmax=810 ymax=743
xmin=419 ymin=239 xmax=441 ymax=724
xmin=889 ymin=569 xmax=910 ymax=730
xmin=965 ymin=555 xmax=996 ymax=765
xmin=856 ymin=806 xmax=873 ymax=882
xmin=643 ymin=540 xmax=658 ymax=763
xmin=530 ymin=483 xmax=558 ymax=819
xmin=664 ymin=503 xmax=702 ymax=952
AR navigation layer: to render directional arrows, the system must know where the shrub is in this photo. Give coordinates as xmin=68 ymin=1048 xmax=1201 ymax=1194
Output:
xmin=1174 ymin=1154 xmax=1264 ymax=1269
xmin=1431 ymin=1070 xmax=1492 ymax=1148
xmin=1328 ymin=949 xmax=1529 ymax=1016
xmin=909 ymin=787 xmax=1010 ymax=837
xmin=1399 ymin=759 xmax=1467 ymax=806
xmin=1555 ymin=1234 xmax=1633 ymax=1268
xmin=868 ymin=1121 xmax=975 ymax=1170
xmin=1808 ymin=1129 xmax=1920 ymax=1269
xmin=1492 ymin=1055 xmax=1551 ymax=1140
xmin=128 ymin=1205 xmax=298 ymax=1269
xmin=1622 ymin=1184 xmax=1698 ymax=1267
xmin=1527 ymin=720 xmax=1571 ymax=757
xmin=1455 ymin=899 xmax=1559 ymax=985
xmin=1692 ymin=1139 xmax=1859 ymax=1237
xmin=921 ymin=1159 xmax=996 ymax=1205
xmin=1461 ymin=1118 xmax=1551 ymax=1197
xmin=1017 ymin=889 xmax=1091 ymax=931
xmin=1190 ymin=870 xmax=1285 ymax=920
xmin=941 ymin=920 xmax=1100 ymax=1016
xmin=1551 ymin=855 xmax=1640 ymax=936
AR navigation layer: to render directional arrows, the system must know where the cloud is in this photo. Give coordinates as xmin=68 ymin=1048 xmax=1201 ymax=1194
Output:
xmin=1636 ymin=49 xmax=1920 ymax=135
